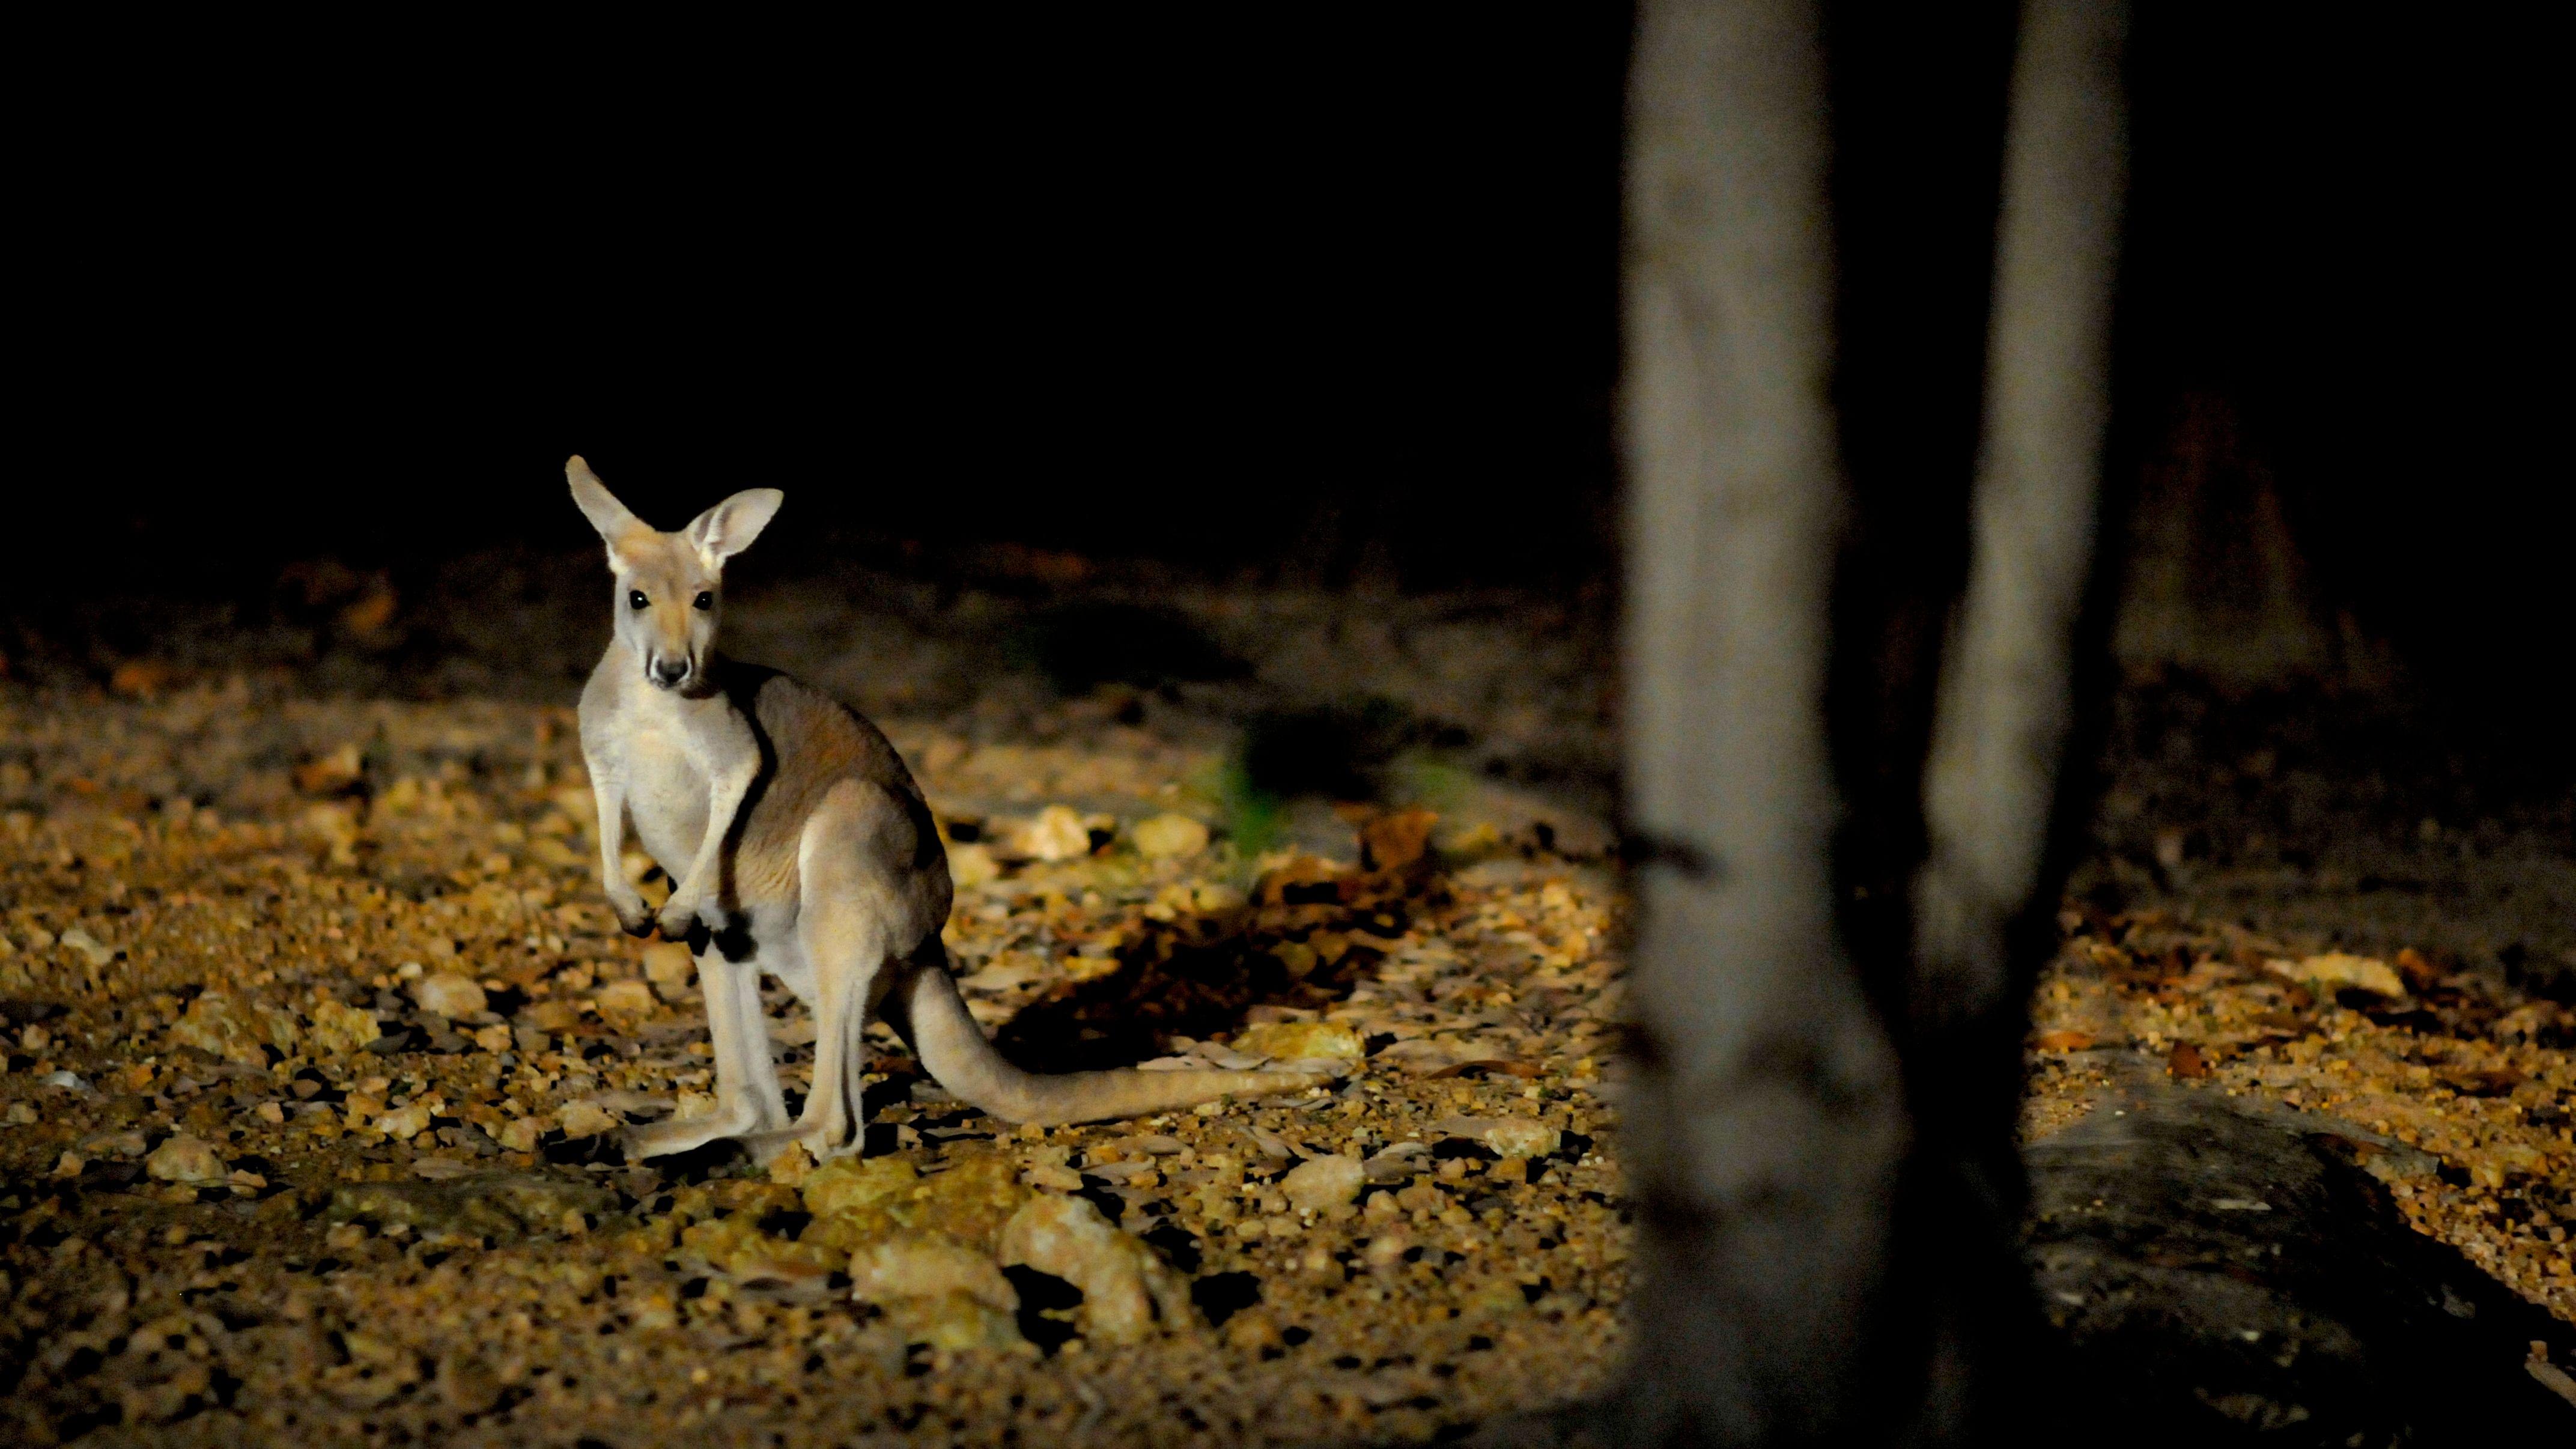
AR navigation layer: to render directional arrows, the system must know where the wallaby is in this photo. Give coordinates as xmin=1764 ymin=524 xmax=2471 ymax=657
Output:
xmin=565 ymin=457 xmax=1317 ymax=1161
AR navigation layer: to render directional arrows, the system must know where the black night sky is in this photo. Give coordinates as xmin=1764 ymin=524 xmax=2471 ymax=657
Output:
xmin=19 ymin=8 xmax=2566 ymax=712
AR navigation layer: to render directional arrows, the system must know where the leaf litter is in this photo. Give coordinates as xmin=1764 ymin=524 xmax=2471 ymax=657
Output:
xmin=1 ymin=658 xmax=2567 ymax=1442
xmin=0 ymin=678 xmax=1628 ymax=1445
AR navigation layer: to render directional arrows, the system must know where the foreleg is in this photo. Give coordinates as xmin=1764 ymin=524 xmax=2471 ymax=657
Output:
xmin=657 ymin=759 xmax=756 ymax=939
xmin=583 ymin=750 xmax=653 ymax=938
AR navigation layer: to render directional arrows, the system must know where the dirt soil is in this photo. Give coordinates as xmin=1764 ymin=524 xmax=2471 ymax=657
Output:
xmin=1 ymin=572 xmax=2568 ymax=1444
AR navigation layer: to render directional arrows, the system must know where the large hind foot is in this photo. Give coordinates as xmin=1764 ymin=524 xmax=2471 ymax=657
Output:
xmin=623 ymin=1100 xmax=774 ymax=1161
xmin=735 ymin=1123 xmax=869 ymax=1167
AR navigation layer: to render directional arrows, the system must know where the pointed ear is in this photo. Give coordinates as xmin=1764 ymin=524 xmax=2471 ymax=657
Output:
xmin=567 ymin=456 xmax=645 ymax=547
xmin=686 ymin=489 xmax=785 ymax=568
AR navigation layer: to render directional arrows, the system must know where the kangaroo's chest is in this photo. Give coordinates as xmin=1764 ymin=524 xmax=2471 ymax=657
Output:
xmin=622 ymin=721 xmax=711 ymax=867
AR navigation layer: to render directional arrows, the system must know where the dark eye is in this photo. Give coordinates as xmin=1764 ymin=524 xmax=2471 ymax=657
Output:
xmin=628 ymin=590 xmax=648 ymax=610
xmin=693 ymin=591 xmax=715 ymax=612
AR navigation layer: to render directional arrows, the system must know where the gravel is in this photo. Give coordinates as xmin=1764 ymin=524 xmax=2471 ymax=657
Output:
xmin=0 ymin=676 xmax=1629 ymax=1445
xmin=1 ymin=588 xmax=2564 ymax=1443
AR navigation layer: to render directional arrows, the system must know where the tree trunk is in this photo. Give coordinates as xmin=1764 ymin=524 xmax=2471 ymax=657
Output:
xmin=1608 ymin=2 xmax=2127 ymax=1442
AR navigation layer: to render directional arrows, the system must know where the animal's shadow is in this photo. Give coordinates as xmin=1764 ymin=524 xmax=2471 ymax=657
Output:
xmin=986 ymin=854 xmax=1439 ymax=1076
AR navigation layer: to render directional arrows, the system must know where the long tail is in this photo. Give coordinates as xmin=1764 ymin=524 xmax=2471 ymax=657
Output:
xmin=889 ymin=956 xmax=1320 ymax=1126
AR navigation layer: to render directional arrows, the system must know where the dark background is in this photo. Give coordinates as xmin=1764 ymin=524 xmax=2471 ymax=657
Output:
xmin=26 ymin=13 xmax=1629 ymax=592
xmin=16 ymin=7 xmax=2566 ymax=714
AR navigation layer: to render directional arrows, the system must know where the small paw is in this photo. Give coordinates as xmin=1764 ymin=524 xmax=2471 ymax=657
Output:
xmin=654 ymin=898 xmax=703 ymax=941
xmin=610 ymin=896 xmax=657 ymax=938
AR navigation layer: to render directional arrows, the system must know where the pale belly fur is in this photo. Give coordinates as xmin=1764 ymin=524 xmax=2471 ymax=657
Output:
xmin=619 ymin=725 xmax=820 ymax=1007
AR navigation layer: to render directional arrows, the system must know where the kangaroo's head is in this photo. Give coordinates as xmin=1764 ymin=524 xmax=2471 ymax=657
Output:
xmin=566 ymin=456 xmax=783 ymax=694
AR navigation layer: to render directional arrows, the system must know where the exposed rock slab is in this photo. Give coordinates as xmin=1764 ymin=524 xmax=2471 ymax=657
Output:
xmin=2026 ymin=1069 xmax=2572 ymax=1442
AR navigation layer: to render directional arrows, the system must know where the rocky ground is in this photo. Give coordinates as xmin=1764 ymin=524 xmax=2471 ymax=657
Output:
xmin=1 ymin=568 xmax=2569 ymax=1444
xmin=0 ymin=662 xmax=1634 ymax=1448
xmin=2025 ymin=913 xmax=2575 ymax=1319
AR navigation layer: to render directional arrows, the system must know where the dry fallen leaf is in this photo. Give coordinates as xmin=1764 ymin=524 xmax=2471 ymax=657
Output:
xmin=1359 ymin=809 xmax=1438 ymax=875
xmin=109 ymin=659 xmax=174 ymax=698
xmin=522 ymin=999 xmax=583 ymax=1033
xmin=294 ymin=743 xmax=366 ymax=795
xmin=2394 ymin=946 xmax=2446 ymax=993
xmin=2441 ymin=1066 xmax=2524 ymax=1098
xmin=338 ymin=580 xmax=401 ymax=639
xmin=2265 ymin=952 xmax=2406 ymax=1000
xmin=1230 ymin=1019 xmax=1364 ymax=1063
xmin=2166 ymin=1041 xmax=2209 ymax=1080
xmin=558 ymin=1101 xmax=620 ymax=1139
xmin=2032 ymin=1030 xmax=2096 ymax=1053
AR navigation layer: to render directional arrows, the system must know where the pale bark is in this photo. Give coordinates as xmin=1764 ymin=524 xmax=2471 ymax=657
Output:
xmin=1916 ymin=0 xmax=2128 ymax=1036
xmin=1606 ymin=1 xmax=2127 ymax=1442
xmin=1617 ymin=2 xmax=1904 ymax=1438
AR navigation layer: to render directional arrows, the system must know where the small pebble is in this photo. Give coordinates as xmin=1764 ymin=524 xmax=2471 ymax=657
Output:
xmin=1281 ymin=1153 xmax=1365 ymax=1215
xmin=641 ymin=942 xmax=696 ymax=990
xmin=145 ymin=1134 xmax=228 ymax=1185
xmin=1021 ymin=805 xmax=1093 ymax=863
xmin=595 ymin=979 xmax=655 ymax=1018
xmin=849 ymin=1233 xmax=1021 ymax=1313
xmin=411 ymin=972 xmax=488 ymax=1018
xmin=1481 ymin=1118 xmax=1561 ymax=1159
xmin=1131 ymin=813 xmax=1212 ymax=859
xmin=997 ymin=1192 xmax=1181 ymax=1346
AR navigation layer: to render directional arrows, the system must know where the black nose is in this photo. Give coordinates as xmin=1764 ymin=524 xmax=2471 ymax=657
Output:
xmin=652 ymin=657 xmax=690 ymax=687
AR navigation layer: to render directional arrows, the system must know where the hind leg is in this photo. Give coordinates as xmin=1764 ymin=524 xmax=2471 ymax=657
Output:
xmin=737 ymin=901 xmax=882 ymax=1161
xmin=625 ymin=943 xmax=792 ymax=1158
xmin=738 ymin=791 xmax=910 ymax=1163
